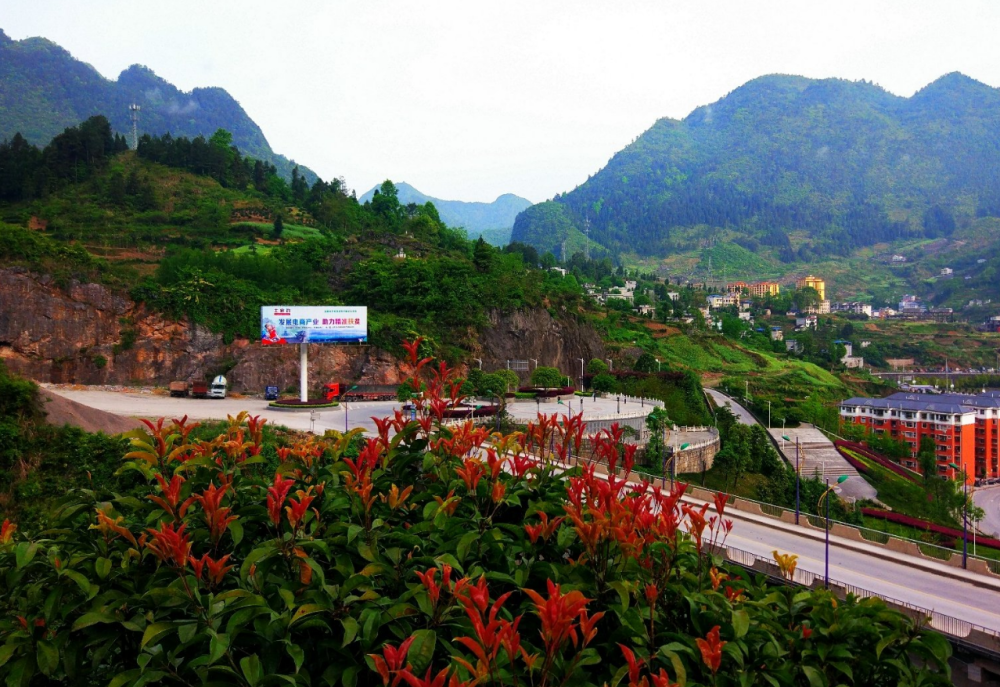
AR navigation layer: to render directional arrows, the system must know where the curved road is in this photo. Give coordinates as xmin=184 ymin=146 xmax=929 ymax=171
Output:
xmin=974 ymin=487 xmax=1000 ymax=540
xmin=704 ymin=388 xmax=757 ymax=425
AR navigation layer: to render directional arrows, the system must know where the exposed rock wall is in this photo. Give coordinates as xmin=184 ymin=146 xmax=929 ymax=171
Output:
xmin=478 ymin=308 xmax=606 ymax=383
xmin=0 ymin=268 xmax=605 ymax=392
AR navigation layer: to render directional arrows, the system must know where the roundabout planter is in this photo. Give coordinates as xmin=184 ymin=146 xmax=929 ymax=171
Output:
xmin=267 ymin=398 xmax=340 ymax=412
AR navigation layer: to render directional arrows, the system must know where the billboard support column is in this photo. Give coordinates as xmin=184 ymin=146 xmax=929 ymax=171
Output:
xmin=300 ymin=343 xmax=308 ymax=403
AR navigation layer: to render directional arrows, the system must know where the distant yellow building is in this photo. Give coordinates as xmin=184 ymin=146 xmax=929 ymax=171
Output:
xmin=796 ymin=275 xmax=825 ymax=301
xmin=749 ymin=281 xmax=780 ymax=297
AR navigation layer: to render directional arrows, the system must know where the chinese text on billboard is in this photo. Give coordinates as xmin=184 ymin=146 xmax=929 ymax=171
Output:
xmin=261 ymin=306 xmax=368 ymax=345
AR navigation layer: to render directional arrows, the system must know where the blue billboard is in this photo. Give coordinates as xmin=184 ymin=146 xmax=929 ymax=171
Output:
xmin=261 ymin=306 xmax=368 ymax=345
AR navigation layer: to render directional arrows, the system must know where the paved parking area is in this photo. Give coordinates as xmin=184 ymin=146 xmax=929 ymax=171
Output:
xmin=45 ymin=387 xmax=653 ymax=437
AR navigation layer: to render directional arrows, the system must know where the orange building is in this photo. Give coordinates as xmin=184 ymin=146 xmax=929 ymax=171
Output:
xmin=726 ymin=281 xmax=780 ymax=297
xmin=838 ymin=392 xmax=1000 ymax=482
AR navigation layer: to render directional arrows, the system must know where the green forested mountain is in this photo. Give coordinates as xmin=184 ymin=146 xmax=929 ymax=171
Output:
xmin=512 ymin=73 xmax=1000 ymax=260
xmin=359 ymin=181 xmax=530 ymax=243
xmin=0 ymin=116 xmax=586 ymax=354
xmin=0 ymin=29 xmax=313 ymax=181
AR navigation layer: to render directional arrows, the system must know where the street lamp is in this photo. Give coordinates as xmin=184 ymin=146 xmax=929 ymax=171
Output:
xmin=949 ymin=462 xmax=969 ymax=568
xmin=344 ymin=385 xmax=358 ymax=432
xmin=607 ymin=358 xmax=613 ymax=372
xmin=578 ymin=358 xmax=585 ymax=390
xmin=473 ymin=358 xmax=483 ymax=370
xmin=783 ymin=434 xmax=800 ymax=524
xmin=662 ymin=441 xmax=690 ymax=488
xmin=818 ymin=475 xmax=849 ymax=587
xmin=655 ymin=358 xmax=661 ymax=372
xmin=530 ymin=358 xmax=538 ymax=369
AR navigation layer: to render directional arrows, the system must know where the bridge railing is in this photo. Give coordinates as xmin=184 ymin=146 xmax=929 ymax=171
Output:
xmin=681 ymin=479 xmax=1000 ymax=576
xmin=718 ymin=544 xmax=1000 ymax=655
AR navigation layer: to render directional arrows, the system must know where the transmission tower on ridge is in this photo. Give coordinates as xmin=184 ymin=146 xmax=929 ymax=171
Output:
xmin=129 ymin=104 xmax=141 ymax=150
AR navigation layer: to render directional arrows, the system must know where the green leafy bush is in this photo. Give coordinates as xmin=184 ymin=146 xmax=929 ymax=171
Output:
xmin=530 ymin=365 xmax=565 ymax=389
xmin=591 ymin=372 xmax=618 ymax=393
xmin=0 ymin=344 xmax=952 ymax=686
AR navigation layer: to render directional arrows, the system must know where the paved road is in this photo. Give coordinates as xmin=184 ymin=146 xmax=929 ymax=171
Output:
xmin=45 ymin=387 xmax=653 ymax=437
xmin=770 ymin=425 xmax=877 ymax=502
xmin=973 ymin=486 xmax=1000 ymax=539
xmin=718 ymin=503 xmax=1000 ymax=632
xmin=704 ymin=389 xmax=757 ymax=425
xmin=704 ymin=389 xmax=876 ymax=502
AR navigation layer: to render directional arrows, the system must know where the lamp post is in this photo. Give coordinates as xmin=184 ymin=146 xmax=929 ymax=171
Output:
xmin=607 ymin=359 xmax=613 ymax=372
xmin=344 ymin=385 xmax=358 ymax=432
xmin=818 ymin=475 xmax=850 ymax=587
xmin=783 ymin=434 xmax=800 ymax=524
xmin=530 ymin=358 xmax=538 ymax=370
xmin=655 ymin=358 xmax=661 ymax=372
xmin=473 ymin=358 xmax=483 ymax=370
xmin=578 ymin=358 xmax=585 ymax=391
xmin=949 ymin=462 xmax=969 ymax=568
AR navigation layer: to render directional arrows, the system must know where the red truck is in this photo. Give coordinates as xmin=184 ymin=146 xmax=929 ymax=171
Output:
xmin=191 ymin=381 xmax=209 ymax=398
xmin=320 ymin=383 xmax=397 ymax=402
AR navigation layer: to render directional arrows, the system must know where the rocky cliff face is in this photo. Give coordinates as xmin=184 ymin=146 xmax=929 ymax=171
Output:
xmin=0 ymin=268 xmax=605 ymax=391
xmin=477 ymin=308 xmax=606 ymax=383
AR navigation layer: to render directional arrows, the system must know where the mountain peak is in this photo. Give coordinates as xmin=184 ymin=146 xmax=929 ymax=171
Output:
xmin=359 ymin=182 xmax=530 ymax=237
xmin=512 ymin=71 xmax=1000 ymax=260
xmin=0 ymin=30 xmax=313 ymax=182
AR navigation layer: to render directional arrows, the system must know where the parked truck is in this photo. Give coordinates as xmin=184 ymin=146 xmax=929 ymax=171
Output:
xmin=169 ymin=381 xmax=189 ymax=397
xmin=209 ymin=375 xmax=227 ymax=399
xmin=191 ymin=381 xmax=209 ymax=398
xmin=339 ymin=384 xmax=397 ymax=402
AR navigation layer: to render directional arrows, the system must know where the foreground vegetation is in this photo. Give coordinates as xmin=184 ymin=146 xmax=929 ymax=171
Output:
xmin=0 ymin=341 xmax=952 ymax=686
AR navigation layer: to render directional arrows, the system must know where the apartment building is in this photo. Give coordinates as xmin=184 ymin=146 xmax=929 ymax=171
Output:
xmin=726 ymin=280 xmax=780 ymax=297
xmin=839 ymin=391 xmax=1000 ymax=482
xmin=795 ymin=275 xmax=826 ymax=301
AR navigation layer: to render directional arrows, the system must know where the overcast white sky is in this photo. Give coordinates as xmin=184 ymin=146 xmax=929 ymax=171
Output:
xmin=3 ymin=1 xmax=1000 ymax=203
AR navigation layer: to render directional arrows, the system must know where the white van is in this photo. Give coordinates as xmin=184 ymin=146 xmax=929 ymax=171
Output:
xmin=209 ymin=375 xmax=227 ymax=399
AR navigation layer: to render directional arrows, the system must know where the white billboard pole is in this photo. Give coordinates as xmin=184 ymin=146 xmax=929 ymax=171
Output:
xmin=300 ymin=343 xmax=308 ymax=402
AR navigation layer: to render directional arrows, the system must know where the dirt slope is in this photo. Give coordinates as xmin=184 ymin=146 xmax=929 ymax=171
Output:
xmin=39 ymin=388 xmax=144 ymax=435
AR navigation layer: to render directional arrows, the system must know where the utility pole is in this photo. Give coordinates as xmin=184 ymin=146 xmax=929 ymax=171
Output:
xmin=129 ymin=103 xmax=141 ymax=150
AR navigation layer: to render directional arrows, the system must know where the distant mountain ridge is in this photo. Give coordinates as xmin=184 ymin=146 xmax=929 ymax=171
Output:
xmin=359 ymin=182 xmax=530 ymax=243
xmin=511 ymin=72 xmax=1000 ymax=261
xmin=0 ymin=28 xmax=313 ymax=181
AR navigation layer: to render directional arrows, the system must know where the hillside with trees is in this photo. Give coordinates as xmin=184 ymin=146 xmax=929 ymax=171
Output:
xmin=0 ymin=29 xmax=313 ymax=181
xmin=359 ymin=182 xmax=531 ymax=243
xmin=0 ymin=116 xmax=587 ymax=358
xmin=512 ymin=73 xmax=1000 ymax=261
